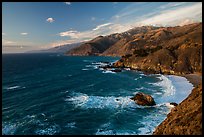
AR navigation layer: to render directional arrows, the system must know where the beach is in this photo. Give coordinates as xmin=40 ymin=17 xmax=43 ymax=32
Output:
xmin=184 ymin=73 xmax=202 ymax=87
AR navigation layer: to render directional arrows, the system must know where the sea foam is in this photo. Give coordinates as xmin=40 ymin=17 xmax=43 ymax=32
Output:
xmin=65 ymin=92 xmax=136 ymax=109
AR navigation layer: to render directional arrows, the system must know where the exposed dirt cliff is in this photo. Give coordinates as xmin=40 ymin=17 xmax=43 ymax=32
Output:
xmin=113 ymin=23 xmax=202 ymax=75
xmin=153 ymin=84 xmax=202 ymax=135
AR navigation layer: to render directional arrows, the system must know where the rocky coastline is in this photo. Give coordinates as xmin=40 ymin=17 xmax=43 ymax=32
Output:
xmin=99 ymin=60 xmax=202 ymax=135
xmin=66 ymin=23 xmax=202 ymax=135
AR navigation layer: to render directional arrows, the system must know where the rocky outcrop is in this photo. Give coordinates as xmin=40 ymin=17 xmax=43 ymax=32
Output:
xmin=153 ymin=84 xmax=202 ymax=135
xmin=170 ymin=102 xmax=178 ymax=107
xmin=130 ymin=92 xmax=156 ymax=106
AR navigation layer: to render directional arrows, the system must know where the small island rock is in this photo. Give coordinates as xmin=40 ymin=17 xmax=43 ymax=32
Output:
xmin=130 ymin=92 xmax=156 ymax=106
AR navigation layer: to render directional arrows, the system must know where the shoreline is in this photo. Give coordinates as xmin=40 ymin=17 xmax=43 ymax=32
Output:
xmin=182 ymin=73 xmax=202 ymax=87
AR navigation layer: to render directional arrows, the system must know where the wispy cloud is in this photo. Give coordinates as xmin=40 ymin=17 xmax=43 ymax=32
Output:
xmin=138 ymin=2 xmax=202 ymax=26
xmin=48 ymin=39 xmax=84 ymax=48
xmin=92 ymin=23 xmax=113 ymax=31
xmin=57 ymin=23 xmax=128 ymax=45
xmin=2 ymin=33 xmax=6 ymax=36
xmin=64 ymin=2 xmax=71 ymax=5
xmin=20 ymin=32 xmax=28 ymax=35
xmin=159 ymin=2 xmax=187 ymax=9
xmin=46 ymin=17 xmax=55 ymax=23
xmin=59 ymin=30 xmax=79 ymax=38
xmin=2 ymin=39 xmax=16 ymax=45
xmin=54 ymin=2 xmax=202 ymax=47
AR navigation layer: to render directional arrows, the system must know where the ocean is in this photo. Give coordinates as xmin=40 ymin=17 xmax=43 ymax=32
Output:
xmin=2 ymin=53 xmax=194 ymax=135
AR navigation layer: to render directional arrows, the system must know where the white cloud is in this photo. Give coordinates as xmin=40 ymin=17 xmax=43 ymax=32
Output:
xmin=57 ymin=23 xmax=130 ymax=45
xmin=2 ymin=39 xmax=16 ymax=45
xmin=59 ymin=30 xmax=80 ymax=38
xmin=46 ymin=17 xmax=55 ymax=23
xmin=49 ymin=39 xmax=82 ymax=47
xmin=55 ymin=2 xmax=202 ymax=46
xmin=113 ymin=2 xmax=118 ymax=4
xmin=20 ymin=32 xmax=28 ymax=35
xmin=178 ymin=19 xmax=197 ymax=26
xmin=92 ymin=23 xmax=113 ymax=31
xmin=2 ymin=33 xmax=6 ymax=36
xmin=138 ymin=2 xmax=202 ymax=26
xmin=65 ymin=2 xmax=71 ymax=5
xmin=159 ymin=2 xmax=187 ymax=9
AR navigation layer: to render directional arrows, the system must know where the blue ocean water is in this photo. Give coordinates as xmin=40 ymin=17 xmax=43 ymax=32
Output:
xmin=2 ymin=53 xmax=194 ymax=135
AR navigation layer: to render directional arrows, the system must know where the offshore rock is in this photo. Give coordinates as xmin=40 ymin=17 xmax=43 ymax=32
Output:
xmin=130 ymin=92 xmax=156 ymax=106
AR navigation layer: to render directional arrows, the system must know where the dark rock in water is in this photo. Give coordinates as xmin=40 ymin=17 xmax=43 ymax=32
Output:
xmin=130 ymin=92 xmax=156 ymax=106
xmin=98 ymin=65 xmax=112 ymax=69
xmin=111 ymin=68 xmax=122 ymax=72
xmin=100 ymin=61 xmax=110 ymax=64
xmin=170 ymin=102 xmax=178 ymax=106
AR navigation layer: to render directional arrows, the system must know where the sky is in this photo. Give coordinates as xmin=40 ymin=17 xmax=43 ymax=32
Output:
xmin=2 ymin=2 xmax=202 ymax=53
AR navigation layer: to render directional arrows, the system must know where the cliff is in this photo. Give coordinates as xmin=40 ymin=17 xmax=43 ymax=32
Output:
xmin=65 ymin=23 xmax=202 ymax=135
xmin=113 ymin=23 xmax=202 ymax=75
xmin=153 ymin=84 xmax=202 ymax=135
xmin=65 ymin=26 xmax=159 ymax=56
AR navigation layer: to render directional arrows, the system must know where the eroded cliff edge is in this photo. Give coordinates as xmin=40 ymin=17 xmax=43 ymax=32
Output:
xmin=153 ymin=84 xmax=202 ymax=135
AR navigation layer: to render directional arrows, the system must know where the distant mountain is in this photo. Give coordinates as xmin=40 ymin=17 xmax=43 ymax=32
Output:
xmin=66 ymin=26 xmax=160 ymax=56
xmin=27 ymin=42 xmax=82 ymax=53
xmin=66 ymin=23 xmax=202 ymax=75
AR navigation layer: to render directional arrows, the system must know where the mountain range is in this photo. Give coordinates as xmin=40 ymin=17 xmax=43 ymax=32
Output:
xmin=66 ymin=23 xmax=202 ymax=75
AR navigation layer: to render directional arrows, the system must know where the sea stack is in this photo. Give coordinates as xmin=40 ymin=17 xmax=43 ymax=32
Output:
xmin=130 ymin=92 xmax=156 ymax=106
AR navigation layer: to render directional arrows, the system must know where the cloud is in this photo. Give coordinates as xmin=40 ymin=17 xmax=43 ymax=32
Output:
xmin=20 ymin=32 xmax=28 ymax=35
xmin=2 ymin=33 xmax=6 ymax=36
xmin=55 ymin=2 xmax=202 ymax=47
xmin=57 ymin=23 xmax=129 ymax=46
xmin=2 ymin=39 xmax=16 ymax=45
xmin=59 ymin=23 xmax=115 ymax=39
xmin=46 ymin=17 xmax=55 ymax=23
xmin=178 ymin=19 xmax=197 ymax=26
xmin=159 ymin=2 xmax=187 ymax=9
xmin=59 ymin=30 xmax=80 ymax=38
xmin=92 ymin=23 xmax=113 ymax=31
xmin=138 ymin=2 xmax=202 ymax=26
xmin=49 ymin=39 xmax=83 ymax=47
xmin=64 ymin=2 xmax=71 ymax=5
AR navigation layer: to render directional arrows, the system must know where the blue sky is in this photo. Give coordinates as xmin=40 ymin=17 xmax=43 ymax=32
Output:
xmin=2 ymin=2 xmax=202 ymax=53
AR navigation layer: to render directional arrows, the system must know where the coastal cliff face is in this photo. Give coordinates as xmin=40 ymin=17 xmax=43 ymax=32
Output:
xmin=66 ymin=23 xmax=202 ymax=75
xmin=66 ymin=23 xmax=202 ymax=135
xmin=153 ymin=84 xmax=202 ymax=135
xmin=113 ymin=23 xmax=202 ymax=75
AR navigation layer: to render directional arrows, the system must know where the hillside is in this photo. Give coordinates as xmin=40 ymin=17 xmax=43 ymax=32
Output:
xmin=113 ymin=23 xmax=202 ymax=75
xmin=66 ymin=26 xmax=159 ymax=56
